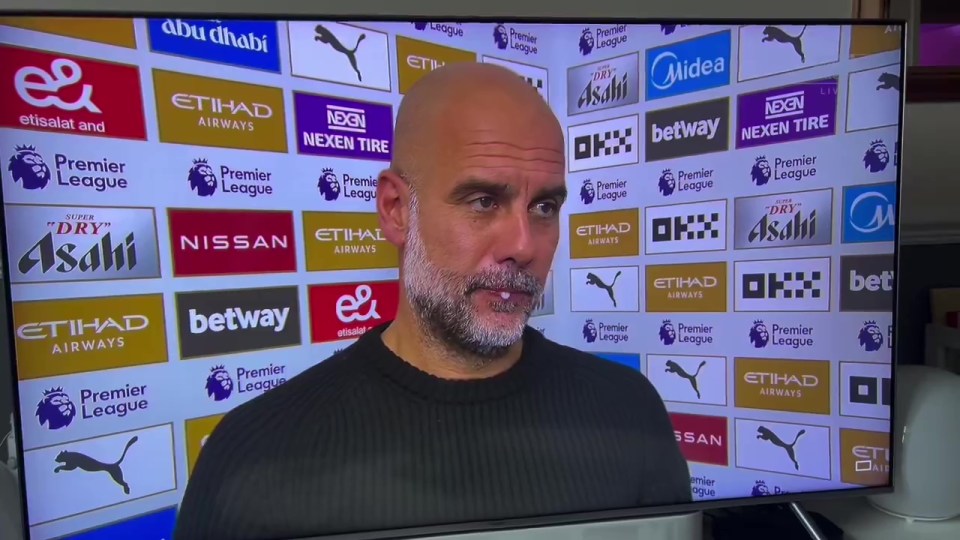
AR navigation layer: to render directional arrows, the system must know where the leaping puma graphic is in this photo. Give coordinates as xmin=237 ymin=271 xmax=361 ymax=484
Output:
xmin=585 ymin=271 xmax=621 ymax=307
xmin=315 ymin=24 xmax=366 ymax=82
xmin=54 ymin=435 xmax=139 ymax=494
xmin=665 ymin=359 xmax=707 ymax=399
xmin=761 ymin=25 xmax=807 ymax=63
xmin=756 ymin=426 xmax=804 ymax=470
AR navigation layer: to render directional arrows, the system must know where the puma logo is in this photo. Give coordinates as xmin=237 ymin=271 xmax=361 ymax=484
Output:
xmin=761 ymin=25 xmax=807 ymax=63
xmin=665 ymin=359 xmax=707 ymax=399
xmin=585 ymin=271 xmax=621 ymax=307
xmin=54 ymin=435 xmax=138 ymax=494
xmin=756 ymin=426 xmax=804 ymax=471
xmin=314 ymin=24 xmax=365 ymax=81
xmin=876 ymin=72 xmax=901 ymax=91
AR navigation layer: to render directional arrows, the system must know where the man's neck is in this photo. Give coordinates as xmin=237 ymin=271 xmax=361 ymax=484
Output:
xmin=380 ymin=305 xmax=524 ymax=380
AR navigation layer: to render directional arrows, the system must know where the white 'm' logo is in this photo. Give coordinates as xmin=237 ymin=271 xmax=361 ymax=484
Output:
xmin=336 ymin=284 xmax=380 ymax=323
xmin=14 ymin=58 xmax=101 ymax=113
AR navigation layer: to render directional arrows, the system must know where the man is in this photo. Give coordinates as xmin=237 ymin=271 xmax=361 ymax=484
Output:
xmin=174 ymin=62 xmax=691 ymax=540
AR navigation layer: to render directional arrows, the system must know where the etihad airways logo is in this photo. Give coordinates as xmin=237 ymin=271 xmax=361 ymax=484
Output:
xmin=569 ymin=208 xmax=639 ymax=259
xmin=309 ymin=281 xmax=399 ymax=343
xmin=645 ymin=261 xmax=727 ymax=313
xmin=304 ymin=211 xmax=398 ymax=271
xmin=735 ymin=357 xmax=831 ymax=415
xmin=153 ymin=69 xmax=287 ymax=152
xmin=396 ymin=36 xmax=476 ymax=94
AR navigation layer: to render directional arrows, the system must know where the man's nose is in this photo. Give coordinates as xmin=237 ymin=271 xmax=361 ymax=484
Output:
xmin=494 ymin=209 xmax=536 ymax=267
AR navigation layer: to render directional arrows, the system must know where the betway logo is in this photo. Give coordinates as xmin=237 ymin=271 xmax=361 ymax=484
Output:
xmin=189 ymin=307 xmax=290 ymax=334
xmin=652 ymin=118 xmax=720 ymax=142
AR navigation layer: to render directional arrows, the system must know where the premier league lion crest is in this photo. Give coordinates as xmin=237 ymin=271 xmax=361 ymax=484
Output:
xmin=749 ymin=320 xmax=770 ymax=348
xmin=659 ymin=320 xmax=677 ymax=345
xmin=8 ymin=144 xmax=51 ymax=190
xmin=858 ymin=321 xmax=884 ymax=352
xmin=578 ymin=28 xmax=594 ymax=55
xmin=493 ymin=23 xmax=509 ymax=49
xmin=863 ymin=140 xmax=889 ymax=173
xmin=206 ymin=365 xmax=234 ymax=402
xmin=582 ymin=319 xmax=598 ymax=343
xmin=751 ymin=156 xmax=772 ymax=186
xmin=36 ymin=387 xmax=76 ymax=430
xmin=580 ymin=179 xmax=595 ymax=204
xmin=658 ymin=169 xmax=676 ymax=196
xmin=318 ymin=168 xmax=341 ymax=201
xmin=188 ymin=158 xmax=217 ymax=197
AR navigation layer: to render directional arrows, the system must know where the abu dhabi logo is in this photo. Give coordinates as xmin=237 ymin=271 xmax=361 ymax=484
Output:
xmin=187 ymin=158 xmax=217 ymax=197
xmin=659 ymin=319 xmax=677 ymax=345
xmin=863 ymin=140 xmax=890 ymax=173
xmin=658 ymin=169 xmax=677 ymax=196
xmin=750 ymin=156 xmax=772 ymax=186
xmin=660 ymin=24 xmax=689 ymax=35
xmin=749 ymin=320 xmax=770 ymax=348
xmin=314 ymin=24 xmax=365 ymax=82
xmin=876 ymin=71 xmax=900 ymax=92
xmin=7 ymin=144 xmax=51 ymax=190
xmin=205 ymin=364 xmax=234 ymax=402
xmin=582 ymin=319 xmax=598 ymax=343
xmin=54 ymin=435 xmax=138 ymax=495
xmin=757 ymin=425 xmax=804 ymax=470
xmin=578 ymin=28 xmax=594 ymax=55
xmin=665 ymin=358 xmax=707 ymax=399
xmin=761 ymin=25 xmax=807 ymax=63
xmin=858 ymin=320 xmax=884 ymax=352
xmin=580 ymin=179 xmax=595 ymax=204
xmin=318 ymin=168 xmax=341 ymax=201
xmin=584 ymin=269 xmax=621 ymax=308
xmin=36 ymin=387 xmax=77 ymax=430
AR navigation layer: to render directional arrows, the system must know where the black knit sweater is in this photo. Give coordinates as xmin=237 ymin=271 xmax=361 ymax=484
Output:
xmin=174 ymin=324 xmax=691 ymax=540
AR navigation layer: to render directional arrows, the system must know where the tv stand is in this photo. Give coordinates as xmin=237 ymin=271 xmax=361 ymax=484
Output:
xmin=788 ymin=502 xmax=830 ymax=540
xmin=707 ymin=501 xmax=843 ymax=540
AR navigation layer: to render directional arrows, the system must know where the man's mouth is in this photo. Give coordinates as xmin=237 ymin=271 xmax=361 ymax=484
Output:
xmin=479 ymin=289 xmax=530 ymax=301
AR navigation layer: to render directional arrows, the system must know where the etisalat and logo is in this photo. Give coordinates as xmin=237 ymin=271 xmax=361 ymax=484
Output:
xmin=862 ymin=138 xmax=898 ymax=174
xmin=492 ymin=23 xmax=539 ymax=55
xmin=578 ymin=24 xmax=629 ymax=56
xmin=7 ymin=144 xmax=131 ymax=192
xmin=412 ymin=21 xmax=465 ymax=38
xmin=205 ymin=362 xmax=288 ymax=402
xmin=36 ymin=382 xmax=150 ymax=431
xmin=186 ymin=157 xmax=274 ymax=198
xmin=657 ymin=166 xmax=717 ymax=197
xmin=578 ymin=178 xmax=629 ymax=205
xmin=858 ymin=320 xmax=893 ymax=352
xmin=748 ymin=319 xmax=815 ymax=350
xmin=658 ymin=319 xmax=715 ymax=347
xmin=749 ymin=153 xmax=819 ymax=187
xmin=581 ymin=318 xmax=629 ymax=345
xmin=317 ymin=167 xmax=378 ymax=202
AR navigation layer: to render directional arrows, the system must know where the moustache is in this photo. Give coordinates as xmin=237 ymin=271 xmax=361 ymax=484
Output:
xmin=466 ymin=269 xmax=542 ymax=296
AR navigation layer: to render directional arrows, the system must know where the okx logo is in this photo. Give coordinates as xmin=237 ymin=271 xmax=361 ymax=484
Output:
xmin=842 ymin=182 xmax=896 ymax=243
xmin=148 ymin=19 xmax=279 ymax=72
xmin=646 ymin=30 xmax=731 ymax=101
xmin=645 ymin=97 xmax=730 ymax=162
xmin=567 ymin=114 xmax=639 ymax=172
xmin=309 ymin=281 xmax=399 ymax=343
xmin=0 ymin=45 xmax=147 ymax=139
xmin=175 ymin=285 xmax=301 ymax=360
xmin=734 ymin=257 xmax=831 ymax=312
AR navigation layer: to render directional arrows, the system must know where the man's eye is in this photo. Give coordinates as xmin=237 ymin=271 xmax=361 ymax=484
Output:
xmin=533 ymin=201 xmax=559 ymax=217
xmin=469 ymin=196 xmax=497 ymax=211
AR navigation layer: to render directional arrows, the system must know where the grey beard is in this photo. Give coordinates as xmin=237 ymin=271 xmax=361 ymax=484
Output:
xmin=401 ymin=195 xmax=542 ymax=365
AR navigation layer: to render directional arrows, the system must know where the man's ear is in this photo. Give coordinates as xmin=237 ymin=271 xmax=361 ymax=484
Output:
xmin=377 ymin=168 xmax=409 ymax=248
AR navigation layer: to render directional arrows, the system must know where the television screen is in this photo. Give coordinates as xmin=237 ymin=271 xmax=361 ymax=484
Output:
xmin=0 ymin=15 xmax=904 ymax=540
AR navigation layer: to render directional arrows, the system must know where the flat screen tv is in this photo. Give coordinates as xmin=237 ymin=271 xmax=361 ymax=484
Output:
xmin=0 ymin=13 xmax=904 ymax=540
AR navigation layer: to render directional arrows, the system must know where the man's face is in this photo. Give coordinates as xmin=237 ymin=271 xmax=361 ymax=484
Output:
xmin=402 ymin=115 xmax=565 ymax=359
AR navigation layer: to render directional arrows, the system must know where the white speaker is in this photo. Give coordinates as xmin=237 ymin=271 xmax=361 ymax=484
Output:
xmin=868 ymin=364 xmax=960 ymax=521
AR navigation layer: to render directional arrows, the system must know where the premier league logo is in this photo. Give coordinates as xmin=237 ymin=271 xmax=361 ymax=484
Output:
xmin=206 ymin=365 xmax=234 ymax=402
xmin=582 ymin=319 xmax=598 ymax=343
xmin=318 ymin=168 xmax=341 ymax=201
xmin=493 ymin=23 xmax=509 ymax=49
xmin=579 ymin=28 xmax=594 ymax=55
xmin=863 ymin=140 xmax=890 ymax=173
xmin=858 ymin=321 xmax=884 ymax=352
xmin=8 ymin=144 xmax=51 ymax=190
xmin=414 ymin=22 xmax=427 ymax=30
xmin=188 ymin=158 xmax=217 ymax=197
xmin=751 ymin=156 xmax=772 ymax=186
xmin=659 ymin=320 xmax=677 ymax=345
xmin=749 ymin=320 xmax=770 ymax=348
xmin=36 ymin=387 xmax=76 ymax=430
xmin=580 ymin=179 xmax=595 ymax=204
xmin=658 ymin=169 xmax=676 ymax=196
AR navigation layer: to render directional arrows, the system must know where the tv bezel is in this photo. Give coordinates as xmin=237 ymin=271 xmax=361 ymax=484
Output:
xmin=0 ymin=11 xmax=908 ymax=540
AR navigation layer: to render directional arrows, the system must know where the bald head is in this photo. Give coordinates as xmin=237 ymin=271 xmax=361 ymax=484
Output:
xmin=391 ymin=62 xmax=562 ymax=188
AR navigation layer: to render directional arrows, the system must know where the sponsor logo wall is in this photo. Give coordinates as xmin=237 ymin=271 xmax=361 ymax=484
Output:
xmin=0 ymin=18 xmax=900 ymax=539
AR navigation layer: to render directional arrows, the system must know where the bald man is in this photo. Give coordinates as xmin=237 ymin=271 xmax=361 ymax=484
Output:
xmin=174 ymin=63 xmax=690 ymax=540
